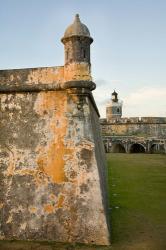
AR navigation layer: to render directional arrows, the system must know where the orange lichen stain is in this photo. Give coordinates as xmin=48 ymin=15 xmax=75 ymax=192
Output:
xmin=35 ymin=91 xmax=74 ymax=183
xmin=43 ymin=204 xmax=55 ymax=214
xmin=37 ymin=140 xmax=72 ymax=183
xmin=29 ymin=206 xmax=37 ymax=214
xmin=56 ymin=195 xmax=65 ymax=208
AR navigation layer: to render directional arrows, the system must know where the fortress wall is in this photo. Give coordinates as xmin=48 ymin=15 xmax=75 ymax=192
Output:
xmin=0 ymin=68 xmax=110 ymax=245
xmin=101 ymin=122 xmax=166 ymax=138
xmin=104 ymin=117 xmax=166 ymax=124
xmin=0 ymin=67 xmax=64 ymax=92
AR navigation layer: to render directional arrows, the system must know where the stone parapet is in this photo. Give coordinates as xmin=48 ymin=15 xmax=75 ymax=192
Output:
xmin=101 ymin=117 xmax=166 ymax=124
xmin=0 ymin=66 xmax=64 ymax=91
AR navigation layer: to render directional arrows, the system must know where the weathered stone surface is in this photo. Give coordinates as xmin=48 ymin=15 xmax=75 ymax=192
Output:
xmin=0 ymin=84 xmax=109 ymax=245
xmin=0 ymin=67 xmax=64 ymax=92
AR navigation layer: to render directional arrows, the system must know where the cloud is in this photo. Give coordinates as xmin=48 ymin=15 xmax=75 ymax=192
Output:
xmin=124 ymin=86 xmax=166 ymax=105
xmin=123 ymin=86 xmax=166 ymax=117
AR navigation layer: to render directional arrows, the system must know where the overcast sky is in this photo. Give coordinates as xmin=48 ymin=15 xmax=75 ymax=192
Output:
xmin=0 ymin=0 xmax=166 ymax=118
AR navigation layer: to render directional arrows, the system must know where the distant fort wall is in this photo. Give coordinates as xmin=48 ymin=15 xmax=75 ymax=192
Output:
xmin=100 ymin=117 xmax=166 ymax=154
xmin=101 ymin=117 xmax=166 ymax=124
xmin=100 ymin=117 xmax=166 ymax=138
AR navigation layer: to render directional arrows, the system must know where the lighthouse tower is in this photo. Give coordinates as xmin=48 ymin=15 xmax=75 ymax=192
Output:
xmin=106 ymin=90 xmax=122 ymax=122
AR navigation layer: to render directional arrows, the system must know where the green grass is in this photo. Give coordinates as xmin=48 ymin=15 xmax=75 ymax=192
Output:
xmin=0 ymin=153 xmax=166 ymax=250
xmin=107 ymin=153 xmax=166 ymax=250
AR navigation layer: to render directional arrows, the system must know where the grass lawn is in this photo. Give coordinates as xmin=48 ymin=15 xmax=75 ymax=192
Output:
xmin=0 ymin=153 xmax=166 ymax=250
xmin=107 ymin=153 xmax=166 ymax=250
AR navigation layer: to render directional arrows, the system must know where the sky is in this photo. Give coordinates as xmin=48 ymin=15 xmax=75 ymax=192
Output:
xmin=0 ymin=0 xmax=166 ymax=118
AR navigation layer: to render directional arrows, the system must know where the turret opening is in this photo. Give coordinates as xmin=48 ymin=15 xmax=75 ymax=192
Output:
xmin=66 ymin=50 xmax=69 ymax=60
xmin=83 ymin=49 xmax=86 ymax=59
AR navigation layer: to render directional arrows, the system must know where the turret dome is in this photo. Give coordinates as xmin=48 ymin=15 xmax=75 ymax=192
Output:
xmin=62 ymin=14 xmax=92 ymax=40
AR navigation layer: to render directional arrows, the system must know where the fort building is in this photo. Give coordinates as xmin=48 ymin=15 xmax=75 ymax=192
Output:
xmin=0 ymin=15 xmax=110 ymax=245
xmin=101 ymin=91 xmax=166 ymax=154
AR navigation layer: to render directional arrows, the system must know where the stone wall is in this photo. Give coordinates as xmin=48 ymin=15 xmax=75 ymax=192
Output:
xmin=100 ymin=117 xmax=166 ymax=139
xmin=0 ymin=68 xmax=110 ymax=245
xmin=100 ymin=117 xmax=166 ymax=154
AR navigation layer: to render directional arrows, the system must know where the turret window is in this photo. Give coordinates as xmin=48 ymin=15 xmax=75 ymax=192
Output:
xmin=117 ymin=108 xmax=120 ymax=113
xmin=81 ymin=48 xmax=86 ymax=59
xmin=83 ymin=49 xmax=86 ymax=59
xmin=66 ymin=50 xmax=69 ymax=60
